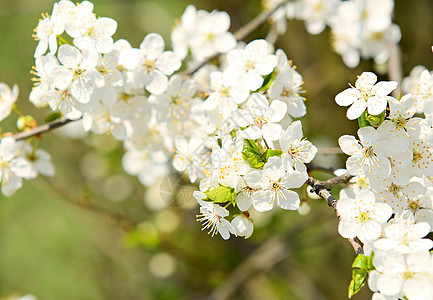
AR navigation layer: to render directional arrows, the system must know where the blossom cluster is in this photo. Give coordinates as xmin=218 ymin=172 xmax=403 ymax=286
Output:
xmin=0 ymin=1 xmax=431 ymax=298
xmin=0 ymin=84 xmax=55 ymax=196
xmin=20 ymin=0 xmax=317 ymax=240
xmin=335 ymin=70 xmax=433 ymax=299
xmin=264 ymin=0 xmax=400 ymax=68
xmin=181 ymin=45 xmax=316 ymax=240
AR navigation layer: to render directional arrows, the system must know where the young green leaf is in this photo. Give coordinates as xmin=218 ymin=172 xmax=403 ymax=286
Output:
xmin=263 ymin=149 xmax=283 ymax=162
xmin=205 ymin=186 xmax=235 ymax=203
xmin=348 ymin=269 xmax=368 ymax=298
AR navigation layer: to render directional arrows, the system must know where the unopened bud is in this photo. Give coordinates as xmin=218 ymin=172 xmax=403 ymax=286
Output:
xmin=17 ymin=115 xmax=37 ymax=131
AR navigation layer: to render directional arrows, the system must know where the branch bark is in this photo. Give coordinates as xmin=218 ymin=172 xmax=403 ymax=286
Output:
xmin=306 ymin=174 xmax=364 ymax=255
xmin=4 ymin=118 xmax=79 ymax=141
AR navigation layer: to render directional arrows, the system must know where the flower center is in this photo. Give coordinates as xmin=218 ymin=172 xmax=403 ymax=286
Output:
xmin=388 ymin=183 xmax=402 ymax=197
xmin=206 ymin=32 xmax=215 ymax=42
xmin=245 ymin=61 xmax=255 ymax=71
xmin=362 ymin=146 xmax=375 ymax=158
xmin=356 ymin=211 xmax=372 ymax=224
xmin=393 ymin=115 xmax=407 ymax=130
xmin=408 ymin=200 xmax=420 ymax=213
xmin=219 ymin=87 xmax=230 ymax=97
xmin=253 ymin=116 xmax=268 ymax=128
xmin=86 ymin=26 xmax=95 ymax=38
xmin=144 ymin=59 xmax=156 ymax=72
xmin=357 ymin=177 xmax=369 ymax=188
xmin=73 ymin=68 xmax=84 ymax=80
xmin=412 ymin=149 xmax=423 ymax=164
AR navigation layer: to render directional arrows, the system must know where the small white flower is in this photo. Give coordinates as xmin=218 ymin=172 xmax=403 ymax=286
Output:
xmin=33 ymin=3 xmax=64 ymax=57
xmin=0 ymin=137 xmax=32 ymax=196
xmin=30 ymin=54 xmax=59 ymax=107
xmin=279 ymin=120 xmax=317 ymax=174
xmin=124 ymin=33 xmax=181 ymax=95
xmin=189 ymin=10 xmax=237 ymax=61
xmin=231 ymin=213 xmax=254 ymax=239
xmin=337 ymin=190 xmax=392 ymax=241
xmin=225 ymin=39 xmax=277 ymax=91
xmin=173 ymin=135 xmax=204 ymax=183
xmin=53 ymin=45 xmax=105 ymax=104
xmin=246 ymin=156 xmax=306 ymax=212
xmin=0 ymin=82 xmax=19 ymax=122
xmin=374 ymin=220 xmax=433 ymax=253
xmin=335 ymin=72 xmax=397 ymax=120
xmin=339 ymin=126 xmax=394 ymax=178
xmin=203 ymin=71 xmax=249 ymax=116
xmin=231 ymin=93 xmax=287 ymax=141
xmin=268 ymin=65 xmax=306 ymax=118
xmin=194 ymin=191 xmax=236 ymax=240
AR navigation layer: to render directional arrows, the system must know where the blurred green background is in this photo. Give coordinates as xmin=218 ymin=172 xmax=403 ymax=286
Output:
xmin=0 ymin=0 xmax=432 ymax=299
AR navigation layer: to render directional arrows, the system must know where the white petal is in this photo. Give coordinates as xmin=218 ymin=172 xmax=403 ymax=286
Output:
xmin=367 ymin=96 xmax=388 ymax=115
xmin=346 ymin=100 xmax=367 ymax=120
xmin=356 ymin=72 xmax=377 ymax=90
xmin=269 ymin=100 xmax=287 ymax=122
xmin=335 ymin=88 xmax=360 ymax=106
xmin=140 ymin=33 xmax=165 ymax=61
xmin=372 ymin=81 xmax=398 ymax=96
xmin=338 ymin=135 xmax=360 ymax=155
xmin=145 ymin=70 xmax=168 ymax=95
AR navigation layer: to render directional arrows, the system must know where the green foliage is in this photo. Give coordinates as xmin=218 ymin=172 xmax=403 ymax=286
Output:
xmin=242 ymin=139 xmax=265 ymax=169
xmin=348 ymin=253 xmax=375 ymax=298
xmin=242 ymin=139 xmax=283 ymax=168
xmin=358 ymin=111 xmax=386 ymax=128
xmin=255 ymin=71 xmax=276 ymax=92
xmin=263 ymin=149 xmax=283 ymax=162
xmin=44 ymin=112 xmax=63 ymax=123
xmin=205 ymin=185 xmax=235 ymax=204
xmin=348 ymin=269 xmax=368 ymax=298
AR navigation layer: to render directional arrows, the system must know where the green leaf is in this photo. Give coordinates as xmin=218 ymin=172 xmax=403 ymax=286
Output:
xmin=255 ymin=72 xmax=276 ymax=92
xmin=366 ymin=111 xmax=386 ymax=128
xmin=263 ymin=149 xmax=283 ymax=162
xmin=242 ymin=151 xmax=265 ymax=169
xmin=44 ymin=112 xmax=63 ymax=123
xmin=205 ymin=186 xmax=235 ymax=203
xmin=352 ymin=254 xmax=369 ymax=269
xmin=397 ymin=91 xmax=402 ymax=101
xmin=348 ymin=269 xmax=368 ymax=298
xmin=244 ymin=139 xmax=262 ymax=156
xmin=367 ymin=252 xmax=375 ymax=271
xmin=357 ymin=111 xmax=371 ymax=128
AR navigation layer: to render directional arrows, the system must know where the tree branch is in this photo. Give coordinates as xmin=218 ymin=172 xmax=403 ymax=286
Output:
xmin=185 ymin=0 xmax=290 ymax=75
xmin=3 ymin=118 xmax=79 ymax=141
xmin=306 ymin=174 xmax=364 ymax=255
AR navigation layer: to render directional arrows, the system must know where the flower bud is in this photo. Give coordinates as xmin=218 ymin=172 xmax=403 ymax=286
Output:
xmin=231 ymin=214 xmax=254 ymax=239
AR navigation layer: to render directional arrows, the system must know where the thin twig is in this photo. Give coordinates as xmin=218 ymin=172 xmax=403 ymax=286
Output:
xmin=317 ymin=147 xmax=343 ymax=154
xmin=265 ymin=23 xmax=279 ymax=45
xmin=306 ymin=174 xmax=364 ymax=255
xmin=5 ymin=118 xmax=79 ymax=141
xmin=185 ymin=0 xmax=291 ymax=75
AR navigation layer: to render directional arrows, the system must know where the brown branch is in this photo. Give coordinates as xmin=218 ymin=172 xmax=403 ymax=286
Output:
xmin=306 ymin=174 xmax=364 ymax=255
xmin=317 ymin=147 xmax=343 ymax=154
xmin=185 ymin=0 xmax=291 ymax=75
xmin=5 ymin=118 xmax=79 ymax=141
